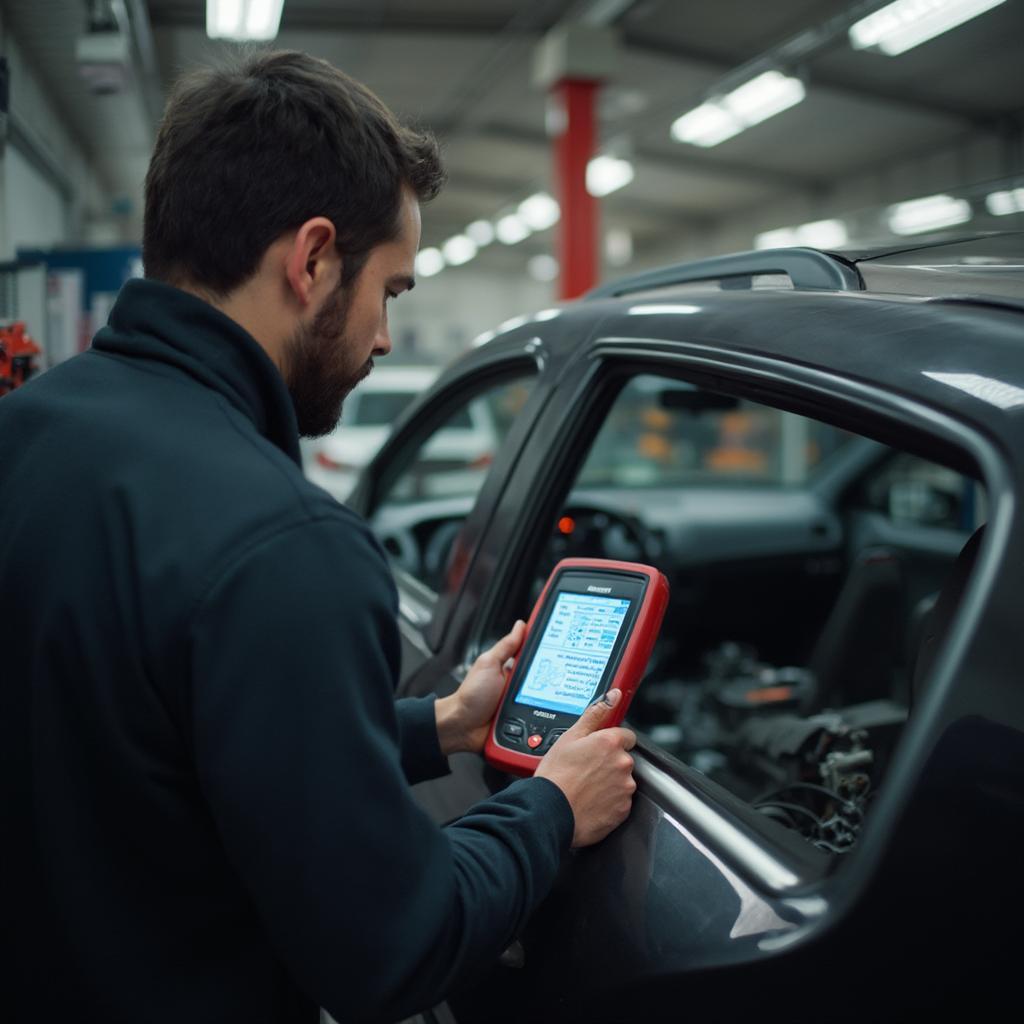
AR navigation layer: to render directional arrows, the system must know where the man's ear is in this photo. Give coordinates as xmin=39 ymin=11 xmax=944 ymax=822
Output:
xmin=284 ymin=217 xmax=341 ymax=306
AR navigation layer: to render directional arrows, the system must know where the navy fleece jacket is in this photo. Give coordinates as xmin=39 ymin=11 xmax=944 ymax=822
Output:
xmin=0 ymin=279 xmax=573 ymax=1023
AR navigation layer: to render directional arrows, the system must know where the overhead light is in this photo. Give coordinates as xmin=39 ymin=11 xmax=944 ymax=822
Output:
xmin=605 ymin=227 xmax=633 ymax=266
xmin=671 ymin=71 xmax=805 ymax=148
xmin=723 ymin=70 xmax=805 ymax=127
xmin=587 ymin=155 xmax=635 ymax=197
xmin=849 ymin=0 xmax=1006 ymax=56
xmin=754 ymin=218 xmax=848 ymax=250
xmin=496 ymin=214 xmax=532 ymax=245
xmin=755 ymin=227 xmax=800 ymax=249
xmin=670 ymin=101 xmax=743 ymax=148
xmin=887 ymin=194 xmax=972 ymax=235
xmin=796 ymin=218 xmax=849 ymax=248
xmin=518 ymin=193 xmax=560 ymax=231
xmin=986 ymin=188 xmax=1024 ymax=216
xmin=415 ymin=248 xmax=444 ymax=277
xmin=528 ymin=254 xmax=559 ymax=282
xmin=442 ymin=235 xmax=477 ymax=266
xmin=466 ymin=220 xmax=495 ymax=246
xmin=207 ymin=0 xmax=286 ymax=42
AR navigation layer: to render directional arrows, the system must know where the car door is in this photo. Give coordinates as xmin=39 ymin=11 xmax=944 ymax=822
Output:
xmin=393 ymin=297 xmax=1004 ymax=1021
xmin=347 ymin=337 xmax=557 ymax=818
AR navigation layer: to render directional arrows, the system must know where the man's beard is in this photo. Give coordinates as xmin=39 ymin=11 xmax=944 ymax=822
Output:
xmin=282 ymin=285 xmax=373 ymax=438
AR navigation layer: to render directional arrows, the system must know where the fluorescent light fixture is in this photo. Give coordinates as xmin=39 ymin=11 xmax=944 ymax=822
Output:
xmin=414 ymin=248 xmax=444 ymax=277
xmin=605 ymin=227 xmax=633 ymax=266
xmin=527 ymin=254 xmax=559 ymax=282
xmin=755 ymin=228 xmax=800 ymax=250
xmin=587 ymin=155 xmax=635 ymax=197
xmin=671 ymin=101 xmax=743 ymax=147
xmin=755 ymin=218 xmax=848 ymax=250
xmin=496 ymin=214 xmax=531 ymax=245
xmin=723 ymin=70 xmax=806 ymax=127
xmin=796 ymin=218 xmax=849 ymax=248
xmin=442 ymin=235 xmax=477 ymax=266
xmin=466 ymin=220 xmax=495 ymax=246
xmin=986 ymin=188 xmax=1024 ymax=216
xmin=888 ymin=194 xmax=972 ymax=235
xmin=518 ymin=193 xmax=560 ymax=231
xmin=849 ymin=0 xmax=1006 ymax=56
xmin=207 ymin=0 xmax=285 ymax=41
xmin=672 ymin=71 xmax=805 ymax=148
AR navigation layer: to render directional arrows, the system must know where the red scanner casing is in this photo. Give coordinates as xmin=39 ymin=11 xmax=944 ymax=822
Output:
xmin=484 ymin=558 xmax=669 ymax=776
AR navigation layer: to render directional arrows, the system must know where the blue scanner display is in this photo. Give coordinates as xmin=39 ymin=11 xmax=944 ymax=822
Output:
xmin=514 ymin=591 xmax=631 ymax=716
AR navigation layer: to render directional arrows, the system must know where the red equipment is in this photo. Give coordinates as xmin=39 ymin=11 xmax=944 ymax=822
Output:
xmin=0 ymin=321 xmax=42 ymax=396
xmin=485 ymin=558 xmax=669 ymax=777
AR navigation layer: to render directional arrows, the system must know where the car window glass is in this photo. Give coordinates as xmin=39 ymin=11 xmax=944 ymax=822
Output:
xmin=370 ymin=376 xmax=534 ymax=592
xmin=350 ymin=391 xmax=418 ymax=427
xmin=511 ymin=371 xmax=985 ymax=857
xmin=576 ymin=375 xmax=854 ymax=489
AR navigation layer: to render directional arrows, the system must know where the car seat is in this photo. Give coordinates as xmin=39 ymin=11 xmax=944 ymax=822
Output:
xmin=807 ymin=546 xmax=906 ymax=709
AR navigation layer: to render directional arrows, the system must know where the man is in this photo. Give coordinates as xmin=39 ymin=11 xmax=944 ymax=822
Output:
xmin=0 ymin=51 xmax=637 ymax=1022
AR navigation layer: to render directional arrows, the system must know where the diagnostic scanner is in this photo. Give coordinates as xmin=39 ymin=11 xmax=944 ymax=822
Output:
xmin=484 ymin=558 xmax=669 ymax=776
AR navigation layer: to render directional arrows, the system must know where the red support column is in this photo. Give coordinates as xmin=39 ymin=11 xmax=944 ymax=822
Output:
xmin=553 ymin=78 xmax=598 ymax=301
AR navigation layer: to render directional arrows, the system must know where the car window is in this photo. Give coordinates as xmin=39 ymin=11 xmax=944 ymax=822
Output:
xmin=370 ymin=375 xmax=534 ymax=592
xmin=577 ymin=376 xmax=855 ymax=489
xmin=349 ymin=391 xmax=419 ymax=427
xmin=498 ymin=370 xmax=985 ymax=856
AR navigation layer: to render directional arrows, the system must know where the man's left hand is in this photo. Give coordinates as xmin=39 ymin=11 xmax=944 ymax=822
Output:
xmin=435 ymin=619 xmax=526 ymax=756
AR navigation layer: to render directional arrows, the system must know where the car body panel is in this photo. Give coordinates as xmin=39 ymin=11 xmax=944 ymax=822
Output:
xmin=354 ymin=241 xmax=1024 ymax=1017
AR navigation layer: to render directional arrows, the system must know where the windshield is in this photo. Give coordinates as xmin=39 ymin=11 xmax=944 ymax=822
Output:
xmin=577 ymin=376 xmax=853 ymax=489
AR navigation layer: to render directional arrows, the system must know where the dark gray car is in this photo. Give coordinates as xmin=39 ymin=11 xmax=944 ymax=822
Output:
xmin=349 ymin=233 xmax=1024 ymax=1021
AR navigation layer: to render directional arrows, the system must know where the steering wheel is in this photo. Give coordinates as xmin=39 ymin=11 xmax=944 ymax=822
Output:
xmin=544 ymin=504 xmax=655 ymax=567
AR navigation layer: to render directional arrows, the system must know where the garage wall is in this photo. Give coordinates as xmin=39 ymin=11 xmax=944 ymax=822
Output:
xmin=0 ymin=15 xmax=108 ymax=261
xmin=387 ymin=267 xmax=553 ymax=361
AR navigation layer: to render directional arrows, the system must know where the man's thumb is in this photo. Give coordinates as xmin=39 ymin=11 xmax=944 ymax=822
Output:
xmin=571 ymin=688 xmax=622 ymax=736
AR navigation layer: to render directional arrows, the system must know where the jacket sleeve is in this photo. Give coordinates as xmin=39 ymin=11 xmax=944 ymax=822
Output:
xmin=394 ymin=696 xmax=452 ymax=785
xmin=188 ymin=515 xmax=573 ymax=1023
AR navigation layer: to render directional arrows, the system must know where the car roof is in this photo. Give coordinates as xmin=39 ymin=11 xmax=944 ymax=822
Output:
xmin=838 ymin=231 xmax=1024 ymax=304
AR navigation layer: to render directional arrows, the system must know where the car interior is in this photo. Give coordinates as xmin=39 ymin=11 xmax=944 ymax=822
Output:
xmin=369 ymin=371 xmax=987 ymax=858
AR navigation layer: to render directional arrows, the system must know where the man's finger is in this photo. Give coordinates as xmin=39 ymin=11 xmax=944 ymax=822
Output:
xmin=568 ymin=688 xmax=622 ymax=737
xmin=487 ymin=619 xmax=526 ymax=667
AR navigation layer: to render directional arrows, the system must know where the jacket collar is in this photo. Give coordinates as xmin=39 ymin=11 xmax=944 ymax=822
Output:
xmin=93 ymin=278 xmax=301 ymax=465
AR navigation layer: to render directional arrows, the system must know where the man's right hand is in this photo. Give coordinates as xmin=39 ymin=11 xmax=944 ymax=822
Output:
xmin=535 ymin=689 xmax=637 ymax=848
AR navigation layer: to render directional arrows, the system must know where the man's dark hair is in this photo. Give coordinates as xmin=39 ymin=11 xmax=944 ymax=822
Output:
xmin=143 ymin=50 xmax=444 ymax=294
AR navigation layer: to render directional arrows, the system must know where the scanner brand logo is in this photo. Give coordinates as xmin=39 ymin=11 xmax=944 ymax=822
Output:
xmin=532 ymin=710 xmax=556 ymax=719
xmin=587 ymin=585 xmax=613 ymax=593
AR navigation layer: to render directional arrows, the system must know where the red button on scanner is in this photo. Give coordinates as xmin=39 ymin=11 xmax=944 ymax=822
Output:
xmin=527 ymin=734 xmax=544 ymax=749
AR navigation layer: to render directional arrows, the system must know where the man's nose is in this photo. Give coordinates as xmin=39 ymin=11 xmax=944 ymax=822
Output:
xmin=374 ymin=326 xmax=392 ymax=357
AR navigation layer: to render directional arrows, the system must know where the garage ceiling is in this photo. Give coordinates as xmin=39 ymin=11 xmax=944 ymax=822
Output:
xmin=4 ymin=0 xmax=1023 ymax=263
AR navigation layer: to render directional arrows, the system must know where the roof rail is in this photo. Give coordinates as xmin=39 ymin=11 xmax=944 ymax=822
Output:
xmin=587 ymin=247 xmax=863 ymax=299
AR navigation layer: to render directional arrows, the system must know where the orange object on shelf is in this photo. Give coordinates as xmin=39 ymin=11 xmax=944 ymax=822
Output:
xmin=0 ymin=321 xmax=43 ymax=396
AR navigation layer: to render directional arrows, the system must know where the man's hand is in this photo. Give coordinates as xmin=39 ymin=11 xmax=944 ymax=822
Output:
xmin=435 ymin=620 xmax=526 ymax=756
xmin=535 ymin=689 xmax=637 ymax=847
